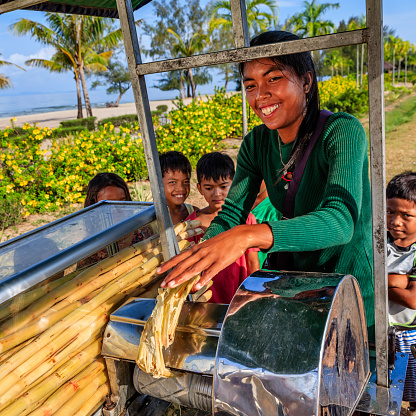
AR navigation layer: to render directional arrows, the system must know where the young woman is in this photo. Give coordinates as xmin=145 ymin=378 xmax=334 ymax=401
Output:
xmin=158 ymin=31 xmax=375 ymax=338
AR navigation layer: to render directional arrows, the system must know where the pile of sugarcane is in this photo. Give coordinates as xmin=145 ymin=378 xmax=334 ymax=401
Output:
xmin=0 ymin=220 xmax=202 ymax=416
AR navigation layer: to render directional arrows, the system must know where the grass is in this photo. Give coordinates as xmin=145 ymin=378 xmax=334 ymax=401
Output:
xmin=385 ymin=93 xmax=416 ymax=134
xmin=384 ymin=93 xmax=416 ymax=180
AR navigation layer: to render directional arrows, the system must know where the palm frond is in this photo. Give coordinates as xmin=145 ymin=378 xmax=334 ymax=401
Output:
xmin=0 ymin=74 xmax=12 ymax=89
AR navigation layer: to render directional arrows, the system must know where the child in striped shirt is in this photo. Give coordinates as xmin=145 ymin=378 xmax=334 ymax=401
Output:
xmin=387 ymin=172 xmax=416 ymax=405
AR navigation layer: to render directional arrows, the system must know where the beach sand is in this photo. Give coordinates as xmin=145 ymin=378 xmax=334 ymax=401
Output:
xmin=0 ymin=98 xmax=190 ymax=130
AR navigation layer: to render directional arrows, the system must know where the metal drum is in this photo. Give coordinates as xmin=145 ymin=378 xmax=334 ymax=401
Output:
xmin=213 ymin=271 xmax=370 ymax=416
xmin=102 ymin=271 xmax=370 ymax=416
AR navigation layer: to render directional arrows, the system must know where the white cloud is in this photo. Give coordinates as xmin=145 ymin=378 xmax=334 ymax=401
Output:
xmin=7 ymin=46 xmax=55 ymax=68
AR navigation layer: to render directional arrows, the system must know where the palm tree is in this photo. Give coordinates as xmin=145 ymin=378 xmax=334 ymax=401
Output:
xmin=209 ymin=0 xmax=278 ymax=38
xmin=11 ymin=14 xmax=122 ymax=118
xmin=403 ymin=41 xmax=415 ymax=86
xmin=0 ymin=55 xmax=25 ymax=89
xmin=386 ymin=35 xmax=400 ymax=86
xmin=324 ymin=49 xmax=340 ymax=77
xmin=285 ymin=0 xmax=339 ymax=64
xmin=347 ymin=17 xmax=362 ymax=88
xmin=285 ymin=0 xmax=339 ymax=38
xmin=208 ymin=0 xmax=277 ymax=91
xmin=167 ymin=28 xmax=207 ymax=98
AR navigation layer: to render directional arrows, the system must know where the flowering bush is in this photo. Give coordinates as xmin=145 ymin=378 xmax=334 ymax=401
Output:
xmin=156 ymin=88 xmax=261 ymax=165
xmin=1 ymin=76 xmax=404 ymax=223
xmin=319 ymin=75 xmax=369 ymax=115
xmin=0 ymin=88 xmax=261 ymax=220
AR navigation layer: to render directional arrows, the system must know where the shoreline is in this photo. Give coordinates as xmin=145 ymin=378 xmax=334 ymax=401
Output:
xmin=0 ymin=98 xmax=184 ymax=130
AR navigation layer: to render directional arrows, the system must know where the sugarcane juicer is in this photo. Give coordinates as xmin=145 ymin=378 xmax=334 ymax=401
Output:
xmin=102 ymin=270 xmax=398 ymax=416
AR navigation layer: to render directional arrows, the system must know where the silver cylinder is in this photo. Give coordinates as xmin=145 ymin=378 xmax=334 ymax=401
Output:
xmin=133 ymin=365 xmax=213 ymax=412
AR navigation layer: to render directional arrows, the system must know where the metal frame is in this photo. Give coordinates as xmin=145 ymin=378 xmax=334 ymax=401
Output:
xmin=0 ymin=202 xmax=156 ymax=305
xmin=0 ymin=0 xmax=388 ymax=390
xmin=113 ymin=0 xmax=388 ymax=390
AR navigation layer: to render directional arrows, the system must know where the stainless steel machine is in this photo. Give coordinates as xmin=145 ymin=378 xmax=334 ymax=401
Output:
xmin=102 ymin=271 xmax=407 ymax=416
xmin=0 ymin=0 xmax=405 ymax=413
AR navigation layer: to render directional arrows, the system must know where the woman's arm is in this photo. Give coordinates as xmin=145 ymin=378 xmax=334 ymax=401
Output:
xmin=159 ymin=223 xmax=273 ymax=290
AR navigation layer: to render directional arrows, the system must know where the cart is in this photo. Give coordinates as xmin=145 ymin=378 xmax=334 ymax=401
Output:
xmin=0 ymin=0 xmax=402 ymax=414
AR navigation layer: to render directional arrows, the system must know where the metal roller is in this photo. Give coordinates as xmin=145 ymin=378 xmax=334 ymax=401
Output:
xmin=102 ymin=271 xmax=370 ymax=416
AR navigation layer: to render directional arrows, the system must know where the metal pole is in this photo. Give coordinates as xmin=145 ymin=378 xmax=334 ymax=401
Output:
xmin=366 ymin=0 xmax=389 ymax=387
xmin=115 ymin=0 xmax=180 ymax=262
xmin=229 ymin=0 xmax=250 ymax=137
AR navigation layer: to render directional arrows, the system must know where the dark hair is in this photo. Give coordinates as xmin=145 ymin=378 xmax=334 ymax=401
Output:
xmin=196 ymin=152 xmax=235 ymax=183
xmin=386 ymin=171 xmax=416 ymax=204
xmin=84 ymin=172 xmax=132 ymax=207
xmin=239 ymin=30 xmax=320 ymax=178
xmin=159 ymin=151 xmax=192 ymax=177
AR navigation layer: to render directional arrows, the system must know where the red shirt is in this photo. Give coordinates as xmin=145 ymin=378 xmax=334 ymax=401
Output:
xmin=185 ymin=211 xmax=259 ymax=304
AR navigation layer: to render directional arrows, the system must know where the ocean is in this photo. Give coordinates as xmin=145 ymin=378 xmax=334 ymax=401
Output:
xmin=0 ymin=83 xmax=218 ymax=119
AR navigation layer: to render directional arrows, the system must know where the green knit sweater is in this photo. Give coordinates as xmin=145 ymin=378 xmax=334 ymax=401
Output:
xmin=205 ymin=112 xmax=375 ymax=333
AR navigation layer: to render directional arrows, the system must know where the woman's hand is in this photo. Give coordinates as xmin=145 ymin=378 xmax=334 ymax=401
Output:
xmin=158 ymin=223 xmax=273 ymax=291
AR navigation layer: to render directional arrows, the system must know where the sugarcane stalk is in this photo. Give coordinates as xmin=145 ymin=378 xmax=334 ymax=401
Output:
xmin=27 ymin=360 xmax=106 ymax=416
xmin=0 ymin=301 xmax=82 ymax=354
xmin=177 ymin=227 xmax=203 ymax=241
xmin=72 ymin=382 xmax=110 ymax=416
xmin=0 ymin=338 xmax=34 ymax=364
xmin=0 ymin=240 xmax=176 ymax=403
xmin=0 ymin=271 xmax=79 ymax=321
xmin=43 ymin=287 xmax=100 ymax=316
xmin=52 ymin=370 xmax=108 ymax=416
xmin=0 ymin=227 xmax=195 ymax=410
xmin=136 ymin=273 xmax=199 ymax=378
xmin=13 ymin=332 xmax=104 ymax=409
xmin=0 ymin=315 xmax=107 ymax=410
xmin=0 ymin=341 xmax=102 ymax=416
xmin=0 ymin=234 xmax=161 ymax=338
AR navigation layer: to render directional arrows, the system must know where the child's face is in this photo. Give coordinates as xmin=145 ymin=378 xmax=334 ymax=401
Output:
xmin=197 ymin=176 xmax=232 ymax=211
xmin=387 ymin=197 xmax=416 ymax=247
xmin=97 ymin=186 xmax=127 ymax=202
xmin=162 ymin=169 xmax=191 ymax=208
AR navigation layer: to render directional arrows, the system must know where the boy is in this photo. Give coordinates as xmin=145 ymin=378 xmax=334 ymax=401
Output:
xmin=159 ymin=151 xmax=198 ymax=225
xmin=186 ymin=152 xmax=259 ymax=304
xmin=387 ymin=172 xmax=416 ymax=406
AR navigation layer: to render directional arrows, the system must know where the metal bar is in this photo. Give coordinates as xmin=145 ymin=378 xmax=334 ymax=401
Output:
xmin=0 ymin=0 xmax=47 ymax=14
xmin=230 ymin=0 xmax=249 ymax=48
xmin=229 ymin=0 xmax=249 ymax=137
xmin=136 ymin=30 xmax=366 ymax=76
xmin=366 ymin=0 xmax=388 ymax=388
xmin=115 ymin=0 xmax=180 ymax=262
xmin=0 ymin=205 xmax=157 ymax=305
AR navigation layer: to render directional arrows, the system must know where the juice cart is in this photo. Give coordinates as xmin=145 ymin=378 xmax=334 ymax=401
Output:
xmin=0 ymin=0 xmax=403 ymax=414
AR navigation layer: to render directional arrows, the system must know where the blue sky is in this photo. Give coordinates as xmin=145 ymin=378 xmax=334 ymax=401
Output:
xmin=0 ymin=0 xmax=415 ymax=105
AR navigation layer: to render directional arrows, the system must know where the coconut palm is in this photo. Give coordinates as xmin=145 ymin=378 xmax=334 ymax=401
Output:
xmin=208 ymin=0 xmax=277 ymax=91
xmin=0 ymin=55 xmax=25 ymax=89
xmin=167 ymin=28 xmax=207 ymax=99
xmin=347 ymin=16 xmax=363 ymax=88
xmin=385 ymin=35 xmax=401 ymax=86
xmin=285 ymin=0 xmax=339 ymax=38
xmin=209 ymin=0 xmax=278 ymax=38
xmin=403 ymin=41 xmax=415 ymax=85
xmin=11 ymin=14 xmax=122 ymax=118
xmin=285 ymin=0 xmax=339 ymax=66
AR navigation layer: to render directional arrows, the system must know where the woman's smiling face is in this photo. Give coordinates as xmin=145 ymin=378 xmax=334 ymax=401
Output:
xmin=243 ymin=58 xmax=311 ymax=143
